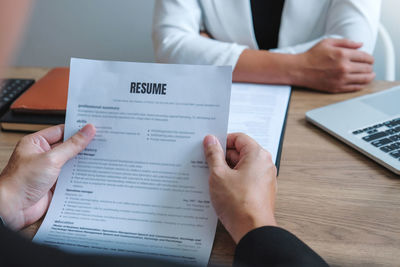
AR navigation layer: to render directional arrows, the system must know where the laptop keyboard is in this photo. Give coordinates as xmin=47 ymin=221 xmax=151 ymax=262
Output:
xmin=352 ymin=117 xmax=400 ymax=160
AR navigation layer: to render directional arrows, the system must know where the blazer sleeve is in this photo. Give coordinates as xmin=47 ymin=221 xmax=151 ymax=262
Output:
xmin=274 ymin=0 xmax=381 ymax=55
xmin=233 ymin=226 xmax=329 ymax=267
xmin=152 ymin=0 xmax=248 ymax=68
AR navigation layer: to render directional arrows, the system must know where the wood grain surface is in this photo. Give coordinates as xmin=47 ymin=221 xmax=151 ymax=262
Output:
xmin=2 ymin=68 xmax=400 ymax=267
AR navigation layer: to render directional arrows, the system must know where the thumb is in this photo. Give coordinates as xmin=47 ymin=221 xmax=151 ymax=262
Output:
xmin=330 ymin=38 xmax=362 ymax=49
xmin=203 ymin=135 xmax=229 ymax=171
xmin=49 ymin=124 xmax=96 ymax=166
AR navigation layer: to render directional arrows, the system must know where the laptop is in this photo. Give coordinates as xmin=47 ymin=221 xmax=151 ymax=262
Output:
xmin=306 ymin=85 xmax=400 ymax=175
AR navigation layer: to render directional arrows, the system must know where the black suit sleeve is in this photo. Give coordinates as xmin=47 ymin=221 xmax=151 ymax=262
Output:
xmin=0 ymin=224 xmax=328 ymax=267
xmin=233 ymin=226 xmax=329 ymax=267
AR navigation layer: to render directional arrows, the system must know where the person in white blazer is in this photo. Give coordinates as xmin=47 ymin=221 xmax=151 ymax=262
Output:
xmin=152 ymin=0 xmax=381 ymax=93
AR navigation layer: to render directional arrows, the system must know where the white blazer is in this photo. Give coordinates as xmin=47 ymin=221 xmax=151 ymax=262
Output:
xmin=152 ymin=0 xmax=381 ymax=68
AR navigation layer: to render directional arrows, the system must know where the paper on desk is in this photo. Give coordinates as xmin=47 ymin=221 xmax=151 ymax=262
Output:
xmin=228 ymin=83 xmax=291 ymax=163
xmin=34 ymin=58 xmax=231 ymax=266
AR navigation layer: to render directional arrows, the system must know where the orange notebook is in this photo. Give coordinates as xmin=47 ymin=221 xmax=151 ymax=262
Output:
xmin=11 ymin=67 xmax=69 ymax=114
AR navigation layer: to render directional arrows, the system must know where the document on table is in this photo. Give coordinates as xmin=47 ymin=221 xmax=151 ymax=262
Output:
xmin=228 ymin=83 xmax=291 ymax=164
xmin=34 ymin=58 xmax=232 ymax=266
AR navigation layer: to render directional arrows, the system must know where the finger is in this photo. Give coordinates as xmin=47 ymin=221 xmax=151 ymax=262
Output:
xmin=349 ymin=50 xmax=374 ymax=64
xmin=337 ymin=84 xmax=364 ymax=92
xmin=227 ymin=133 xmax=260 ymax=157
xmin=203 ymin=135 xmax=229 ymax=171
xmin=326 ymin=84 xmax=363 ymax=93
xmin=346 ymin=72 xmax=375 ymax=84
xmin=50 ymin=141 xmax=62 ymax=149
xmin=34 ymin=124 xmax=65 ymax=145
xmin=330 ymin=38 xmax=362 ymax=49
xmin=226 ymin=149 xmax=240 ymax=168
xmin=50 ymin=182 xmax=56 ymax=193
xmin=23 ymin=191 xmax=53 ymax=226
xmin=348 ymin=62 xmax=373 ymax=74
xmin=49 ymin=124 xmax=96 ymax=166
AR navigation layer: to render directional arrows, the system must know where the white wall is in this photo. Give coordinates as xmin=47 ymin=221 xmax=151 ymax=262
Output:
xmin=14 ymin=0 xmax=399 ymax=80
xmin=14 ymin=0 xmax=155 ymax=66
xmin=373 ymin=0 xmax=399 ymax=80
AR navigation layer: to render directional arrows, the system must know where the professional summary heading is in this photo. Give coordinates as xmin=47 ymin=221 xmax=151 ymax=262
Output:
xmin=130 ymin=82 xmax=167 ymax=95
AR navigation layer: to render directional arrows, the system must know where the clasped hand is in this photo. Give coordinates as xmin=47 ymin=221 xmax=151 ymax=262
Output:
xmin=298 ymin=38 xmax=375 ymax=93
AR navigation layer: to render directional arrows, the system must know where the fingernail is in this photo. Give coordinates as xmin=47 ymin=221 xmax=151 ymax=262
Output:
xmin=204 ymin=135 xmax=217 ymax=147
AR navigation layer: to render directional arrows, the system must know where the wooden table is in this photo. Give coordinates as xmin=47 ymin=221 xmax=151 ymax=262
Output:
xmin=2 ymin=67 xmax=400 ymax=267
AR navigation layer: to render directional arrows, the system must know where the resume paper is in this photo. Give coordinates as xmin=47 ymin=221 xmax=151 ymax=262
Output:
xmin=229 ymin=83 xmax=291 ymax=164
xmin=34 ymin=58 xmax=232 ymax=266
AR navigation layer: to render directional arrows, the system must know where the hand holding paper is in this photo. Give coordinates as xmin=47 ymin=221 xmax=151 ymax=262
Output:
xmin=0 ymin=124 xmax=95 ymax=230
xmin=203 ymin=133 xmax=277 ymax=244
